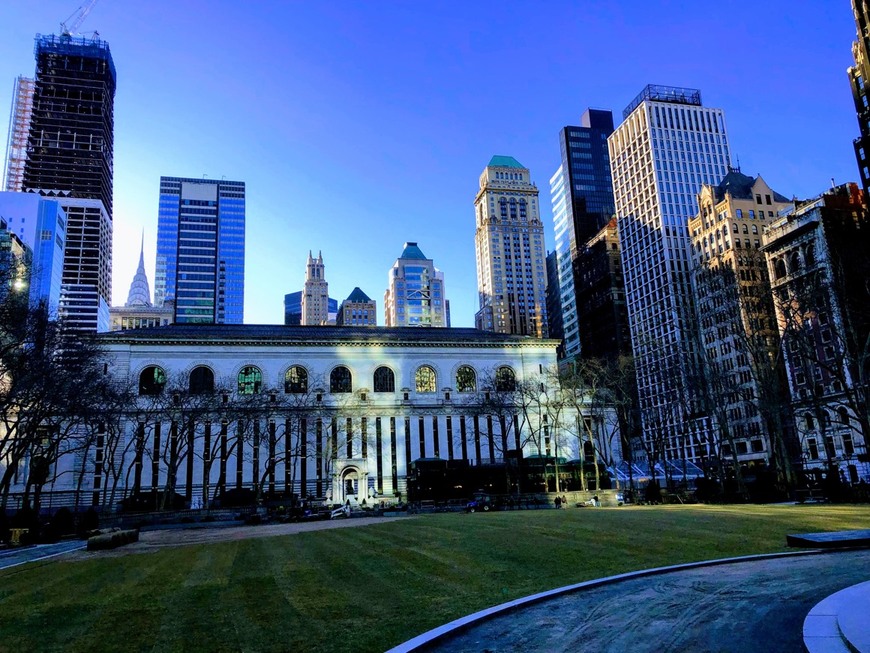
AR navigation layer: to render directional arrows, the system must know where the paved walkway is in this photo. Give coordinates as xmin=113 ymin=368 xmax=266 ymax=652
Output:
xmin=414 ymin=549 xmax=870 ymax=653
xmin=0 ymin=541 xmax=85 ymax=570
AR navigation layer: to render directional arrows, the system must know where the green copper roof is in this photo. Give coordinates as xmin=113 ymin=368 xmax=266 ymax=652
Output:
xmin=346 ymin=287 xmax=371 ymax=303
xmin=488 ymin=155 xmax=524 ymax=169
xmin=400 ymin=242 xmax=427 ymax=260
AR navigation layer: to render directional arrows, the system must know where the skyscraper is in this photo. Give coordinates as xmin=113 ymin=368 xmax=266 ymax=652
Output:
xmin=109 ymin=236 xmax=173 ymax=331
xmin=549 ymin=110 xmax=615 ymax=357
xmin=20 ymin=34 xmax=116 ymax=331
xmin=384 ymin=242 xmax=448 ymax=327
xmin=302 ymin=251 xmax=329 ymax=325
xmin=609 ymin=85 xmax=731 ymax=463
xmin=849 ymin=0 xmax=870 ymax=197
xmin=154 ymin=176 xmax=245 ymax=324
xmin=474 ymin=156 xmax=548 ymax=337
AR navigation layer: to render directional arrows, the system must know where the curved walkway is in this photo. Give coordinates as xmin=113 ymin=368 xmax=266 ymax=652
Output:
xmin=407 ymin=549 xmax=870 ymax=653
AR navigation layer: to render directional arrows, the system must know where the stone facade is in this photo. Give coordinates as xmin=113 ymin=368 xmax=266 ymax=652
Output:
xmin=5 ymin=325 xmax=621 ymax=510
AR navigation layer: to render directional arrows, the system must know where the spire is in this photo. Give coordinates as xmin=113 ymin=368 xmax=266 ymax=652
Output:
xmin=125 ymin=233 xmax=152 ymax=307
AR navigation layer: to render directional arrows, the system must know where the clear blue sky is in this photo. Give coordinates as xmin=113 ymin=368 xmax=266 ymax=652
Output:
xmin=0 ymin=1 xmax=859 ymax=326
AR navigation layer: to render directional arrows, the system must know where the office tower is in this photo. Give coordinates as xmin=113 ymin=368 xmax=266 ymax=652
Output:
xmin=609 ymin=85 xmax=731 ymax=463
xmin=20 ymin=34 xmax=116 ymax=331
xmin=850 ymin=0 xmax=870 ymax=197
xmin=285 ymin=290 xmax=336 ymax=326
xmin=474 ymin=156 xmax=548 ymax=337
xmin=302 ymin=251 xmax=330 ymax=325
xmin=763 ymin=183 xmax=870 ymax=483
xmin=284 ymin=291 xmax=303 ymax=325
xmin=3 ymin=76 xmax=35 ymax=192
xmin=154 ymin=176 xmax=245 ymax=324
xmin=544 ymin=250 xmax=564 ymax=357
xmin=336 ymin=287 xmax=377 ymax=326
xmin=575 ymin=217 xmax=631 ymax=360
xmin=0 ymin=192 xmax=66 ymax=310
xmin=384 ymin=242 xmax=448 ymax=327
xmin=549 ymin=110 xmax=615 ymax=357
xmin=689 ymin=171 xmax=792 ymax=468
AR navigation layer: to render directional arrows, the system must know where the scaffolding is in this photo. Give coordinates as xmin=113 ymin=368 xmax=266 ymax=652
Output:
xmin=3 ymin=76 xmax=35 ymax=192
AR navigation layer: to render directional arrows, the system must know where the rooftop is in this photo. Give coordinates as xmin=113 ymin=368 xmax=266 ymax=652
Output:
xmin=714 ymin=169 xmax=789 ymax=203
xmin=623 ymin=84 xmax=702 ymax=119
xmin=35 ymin=33 xmax=116 ymax=84
xmin=97 ymin=323 xmax=557 ymax=347
xmin=488 ymin=155 xmax=525 ymax=169
xmin=400 ymin=241 xmax=428 ymax=260
xmin=345 ymin=287 xmax=372 ymax=303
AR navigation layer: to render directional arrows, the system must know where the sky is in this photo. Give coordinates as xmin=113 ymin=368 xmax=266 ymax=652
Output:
xmin=0 ymin=1 xmax=860 ymax=327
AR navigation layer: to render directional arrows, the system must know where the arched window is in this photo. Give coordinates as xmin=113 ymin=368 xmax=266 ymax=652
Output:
xmin=138 ymin=365 xmax=166 ymax=395
xmin=509 ymin=198 xmax=517 ymax=218
xmin=238 ymin=366 xmax=262 ymax=395
xmin=330 ymin=366 xmax=352 ymax=393
xmin=805 ymin=243 xmax=815 ymax=267
xmin=373 ymin=366 xmax=395 ymax=393
xmin=456 ymin=365 xmax=476 ymax=392
xmin=285 ymin=366 xmax=308 ymax=393
xmin=189 ymin=366 xmax=214 ymax=394
xmin=415 ymin=365 xmax=436 ymax=393
xmin=519 ymin=199 xmax=527 ymax=219
xmin=805 ymin=413 xmax=815 ymax=431
xmin=774 ymin=259 xmax=786 ymax=280
xmin=789 ymin=251 xmax=801 ymax=273
xmin=499 ymin=198 xmax=507 ymax=218
xmin=495 ymin=366 xmax=516 ymax=392
xmin=838 ymin=407 xmax=849 ymax=425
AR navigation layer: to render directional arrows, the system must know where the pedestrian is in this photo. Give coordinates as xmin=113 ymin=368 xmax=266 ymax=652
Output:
xmin=554 ymin=495 xmax=562 ymax=509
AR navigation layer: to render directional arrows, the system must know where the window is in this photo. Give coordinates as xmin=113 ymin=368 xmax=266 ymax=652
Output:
xmin=330 ymin=366 xmax=352 ymax=393
xmin=456 ymin=365 xmax=476 ymax=392
xmin=285 ymin=366 xmax=308 ymax=393
xmin=373 ymin=366 xmax=395 ymax=393
xmin=138 ymin=366 xmax=166 ymax=396
xmin=495 ymin=366 xmax=516 ymax=392
xmin=238 ymin=366 xmax=262 ymax=395
xmin=415 ymin=365 xmax=436 ymax=393
xmin=189 ymin=366 xmax=214 ymax=394
xmin=808 ymin=438 xmax=819 ymax=460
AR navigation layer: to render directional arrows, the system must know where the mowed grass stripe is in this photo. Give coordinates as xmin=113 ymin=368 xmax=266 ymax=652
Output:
xmin=0 ymin=505 xmax=868 ymax=652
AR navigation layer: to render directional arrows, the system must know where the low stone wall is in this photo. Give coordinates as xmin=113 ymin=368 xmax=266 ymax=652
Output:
xmin=86 ymin=528 xmax=140 ymax=551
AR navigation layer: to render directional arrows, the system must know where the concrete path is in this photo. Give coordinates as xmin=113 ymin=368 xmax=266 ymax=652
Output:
xmin=414 ymin=549 xmax=870 ymax=653
xmin=0 ymin=540 xmax=85 ymax=570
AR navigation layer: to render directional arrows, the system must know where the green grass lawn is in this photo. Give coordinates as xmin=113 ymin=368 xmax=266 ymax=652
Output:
xmin=1 ymin=504 xmax=869 ymax=652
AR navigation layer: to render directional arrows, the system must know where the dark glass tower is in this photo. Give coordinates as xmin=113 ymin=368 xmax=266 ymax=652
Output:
xmin=155 ymin=177 xmax=245 ymax=324
xmin=549 ymin=109 xmax=616 ymax=358
xmin=23 ymin=34 xmax=116 ymax=217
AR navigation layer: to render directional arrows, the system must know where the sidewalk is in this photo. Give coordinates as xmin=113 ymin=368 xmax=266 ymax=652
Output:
xmin=408 ymin=549 xmax=870 ymax=653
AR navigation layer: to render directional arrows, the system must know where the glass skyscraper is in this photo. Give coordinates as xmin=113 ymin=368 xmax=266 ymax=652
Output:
xmin=154 ymin=176 xmax=245 ymax=324
xmin=610 ymin=85 xmax=731 ymax=463
xmin=549 ymin=109 xmax=615 ymax=358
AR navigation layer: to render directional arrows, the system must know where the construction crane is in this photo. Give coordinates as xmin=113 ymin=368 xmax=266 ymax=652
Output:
xmin=60 ymin=0 xmax=99 ymax=37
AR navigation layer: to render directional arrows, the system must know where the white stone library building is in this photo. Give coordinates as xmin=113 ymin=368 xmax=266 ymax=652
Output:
xmin=15 ymin=325 xmax=621 ymax=510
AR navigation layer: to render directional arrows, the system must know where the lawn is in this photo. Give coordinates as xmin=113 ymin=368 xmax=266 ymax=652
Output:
xmin=1 ymin=504 xmax=869 ymax=652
